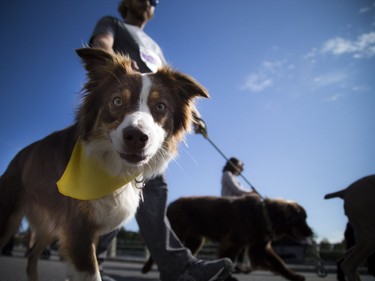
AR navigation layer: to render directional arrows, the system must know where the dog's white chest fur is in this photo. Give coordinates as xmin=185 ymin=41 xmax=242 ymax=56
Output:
xmin=90 ymin=182 xmax=140 ymax=235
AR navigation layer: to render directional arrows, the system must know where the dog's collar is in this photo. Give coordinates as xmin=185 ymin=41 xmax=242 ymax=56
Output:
xmin=57 ymin=140 xmax=140 ymax=200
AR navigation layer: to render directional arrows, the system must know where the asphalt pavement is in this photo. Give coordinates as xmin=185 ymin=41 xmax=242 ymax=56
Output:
xmin=1 ymin=248 xmax=374 ymax=281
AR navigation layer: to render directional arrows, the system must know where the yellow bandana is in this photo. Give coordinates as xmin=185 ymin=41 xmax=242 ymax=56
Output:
xmin=57 ymin=140 xmax=139 ymax=200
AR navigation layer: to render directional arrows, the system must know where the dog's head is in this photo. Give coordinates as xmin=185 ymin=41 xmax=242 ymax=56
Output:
xmin=75 ymin=47 xmax=209 ymax=178
xmin=266 ymin=199 xmax=313 ymax=240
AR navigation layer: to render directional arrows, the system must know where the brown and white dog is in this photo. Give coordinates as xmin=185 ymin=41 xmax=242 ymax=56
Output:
xmin=142 ymin=194 xmax=313 ymax=281
xmin=325 ymin=175 xmax=375 ymax=281
xmin=0 ymin=47 xmax=209 ymax=281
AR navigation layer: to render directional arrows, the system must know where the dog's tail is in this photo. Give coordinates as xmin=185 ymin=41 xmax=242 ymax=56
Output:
xmin=324 ymin=189 xmax=345 ymax=200
xmin=0 ymin=152 xmax=26 ymax=249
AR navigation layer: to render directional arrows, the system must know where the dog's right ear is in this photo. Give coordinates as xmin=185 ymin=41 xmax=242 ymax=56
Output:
xmin=76 ymin=47 xmax=133 ymax=76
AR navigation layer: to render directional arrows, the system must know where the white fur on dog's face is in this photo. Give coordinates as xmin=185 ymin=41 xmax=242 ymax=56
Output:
xmin=109 ymin=75 xmax=166 ymax=168
xmin=83 ymin=74 xmax=170 ymax=179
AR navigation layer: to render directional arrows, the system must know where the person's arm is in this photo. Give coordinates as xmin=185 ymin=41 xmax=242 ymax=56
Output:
xmin=89 ymin=16 xmax=117 ymax=51
xmin=91 ymin=33 xmax=114 ymax=53
xmin=91 ymin=27 xmax=140 ymax=70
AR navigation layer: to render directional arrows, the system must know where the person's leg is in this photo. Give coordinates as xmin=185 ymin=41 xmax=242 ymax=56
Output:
xmin=136 ymin=175 xmax=233 ymax=281
xmin=97 ymin=230 xmax=119 ymax=265
xmin=136 ymin=176 xmax=192 ymax=278
xmin=96 ymin=230 xmax=119 ymax=281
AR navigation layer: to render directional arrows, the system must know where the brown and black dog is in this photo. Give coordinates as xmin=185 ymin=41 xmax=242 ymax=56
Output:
xmin=0 ymin=47 xmax=209 ymax=281
xmin=142 ymin=193 xmax=312 ymax=281
xmin=325 ymin=175 xmax=375 ymax=281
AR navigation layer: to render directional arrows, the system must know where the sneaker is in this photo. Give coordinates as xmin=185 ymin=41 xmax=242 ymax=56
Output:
xmin=177 ymin=258 xmax=234 ymax=281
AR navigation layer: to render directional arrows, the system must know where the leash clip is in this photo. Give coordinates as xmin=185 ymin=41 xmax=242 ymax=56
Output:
xmin=134 ymin=176 xmax=145 ymax=202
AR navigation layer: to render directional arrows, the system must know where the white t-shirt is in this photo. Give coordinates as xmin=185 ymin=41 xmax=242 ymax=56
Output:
xmin=124 ymin=23 xmax=166 ymax=73
xmin=221 ymin=171 xmax=250 ymax=196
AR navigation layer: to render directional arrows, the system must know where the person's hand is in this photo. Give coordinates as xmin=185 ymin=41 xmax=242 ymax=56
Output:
xmin=131 ymin=60 xmax=140 ymax=71
xmin=193 ymin=117 xmax=208 ymax=138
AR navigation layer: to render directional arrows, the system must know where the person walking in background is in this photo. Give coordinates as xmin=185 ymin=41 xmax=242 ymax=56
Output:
xmin=221 ymin=157 xmax=252 ymax=197
xmin=221 ymin=157 xmax=253 ymax=274
xmin=90 ymin=0 xmax=234 ymax=280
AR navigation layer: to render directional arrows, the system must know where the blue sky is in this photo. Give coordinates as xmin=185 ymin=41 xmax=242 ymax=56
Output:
xmin=1 ymin=0 xmax=374 ymax=243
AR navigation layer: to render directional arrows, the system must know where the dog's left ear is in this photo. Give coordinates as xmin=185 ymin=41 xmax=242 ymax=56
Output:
xmin=76 ymin=47 xmax=133 ymax=76
xmin=173 ymin=71 xmax=210 ymax=99
xmin=156 ymin=68 xmax=210 ymax=99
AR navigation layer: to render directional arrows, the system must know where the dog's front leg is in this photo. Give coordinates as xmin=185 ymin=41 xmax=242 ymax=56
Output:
xmin=217 ymin=240 xmax=242 ymax=262
xmin=66 ymin=241 xmax=101 ymax=281
xmin=250 ymin=244 xmax=305 ymax=281
xmin=26 ymin=232 xmax=53 ymax=281
xmin=26 ymin=235 xmax=53 ymax=281
xmin=60 ymin=228 xmax=101 ymax=281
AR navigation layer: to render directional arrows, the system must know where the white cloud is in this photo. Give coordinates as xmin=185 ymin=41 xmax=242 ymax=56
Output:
xmin=352 ymin=85 xmax=370 ymax=92
xmin=241 ymin=73 xmax=273 ymax=92
xmin=304 ymin=48 xmax=318 ymax=62
xmin=321 ymin=38 xmax=356 ymax=55
xmin=323 ymin=93 xmax=343 ymax=103
xmin=320 ymin=31 xmax=375 ymax=58
xmin=241 ymin=60 xmax=292 ymax=93
xmin=359 ymin=6 xmax=371 ymax=14
xmin=261 ymin=60 xmax=283 ymax=73
xmin=313 ymin=72 xmax=347 ymax=88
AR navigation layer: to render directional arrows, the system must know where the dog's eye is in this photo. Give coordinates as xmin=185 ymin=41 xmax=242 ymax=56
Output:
xmin=113 ymin=97 xmax=123 ymax=107
xmin=155 ymin=102 xmax=166 ymax=112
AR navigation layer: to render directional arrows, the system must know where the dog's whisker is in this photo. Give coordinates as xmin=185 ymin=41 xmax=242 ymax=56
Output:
xmin=170 ymin=157 xmax=187 ymax=177
xmin=178 ymin=146 xmax=199 ymax=168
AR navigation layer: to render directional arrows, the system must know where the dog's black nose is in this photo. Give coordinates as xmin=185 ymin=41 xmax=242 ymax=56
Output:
xmin=123 ymin=126 xmax=149 ymax=151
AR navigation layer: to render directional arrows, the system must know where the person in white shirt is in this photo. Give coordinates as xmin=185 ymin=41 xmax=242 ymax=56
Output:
xmin=221 ymin=157 xmax=253 ymax=274
xmin=221 ymin=157 xmax=251 ymax=197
